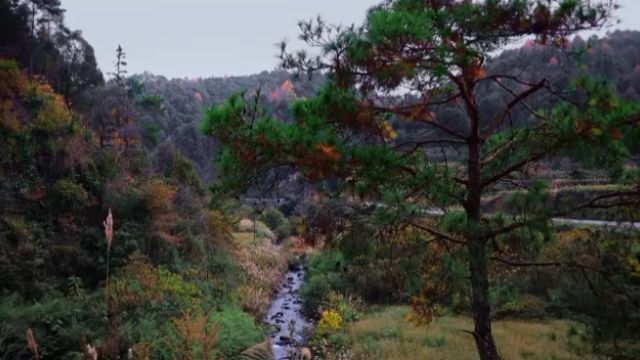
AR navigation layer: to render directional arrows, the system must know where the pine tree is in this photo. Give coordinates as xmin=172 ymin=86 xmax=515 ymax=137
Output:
xmin=203 ymin=1 xmax=640 ymax=359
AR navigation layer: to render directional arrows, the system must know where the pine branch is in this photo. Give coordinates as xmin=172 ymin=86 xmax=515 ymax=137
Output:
xmin=483 ymin=79 xmax=548 ymax=139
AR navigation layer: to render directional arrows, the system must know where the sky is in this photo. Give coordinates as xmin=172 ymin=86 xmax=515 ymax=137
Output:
xmin=62 ymin=0 xmax=640 ymax=79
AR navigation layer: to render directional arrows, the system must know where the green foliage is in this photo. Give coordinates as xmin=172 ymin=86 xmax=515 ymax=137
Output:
xmin=322 ymin=292 xmax=362 ymax=323
xmin=0 ymin=4 xmax=311 ymax=360
xmin=302 ymin=250 xmax=348 ymax=315
xmin=0 ymin=292 xmax=105 ymax=360
xmin=206 ymin=1 xmax=640 ymax=358
xmin=210 ymin=306 xmax=265 ymax=358
xmin=259 ymin=208 xmax=292 ymax=239
xmin=49 ymin=178 xmax=90 ymax=212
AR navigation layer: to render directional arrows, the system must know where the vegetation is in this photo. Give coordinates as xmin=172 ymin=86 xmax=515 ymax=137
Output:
xmin=348 ymin=306 xmax=594 ymax=360
xmin=0 ymin=2 xmax=299 ymax=358
xmin=204 ymin=1 xmax=640 ymax=359
xmin=2 ymin=0 xmax=640 ymax=359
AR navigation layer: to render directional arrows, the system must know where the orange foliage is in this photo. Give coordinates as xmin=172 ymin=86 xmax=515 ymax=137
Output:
xmin=409 ymin=230 xmax=453 ymax=326
xmin=317 ymin=143 xmax=341 ymax=162
xmin=143 ymin=179 xmax=183 ymax=245
xmin=281 ymin=79 xmax=296 ymax=95
xmin=300 ymin=143 xmax=343 ymax=179
xmin=173 ymin=310 xmax=220 ymax=360
xmin=464 ymin=59 xmax=487 ymax=83
xmin=0 ymin=59 xmax=95 ymax=170
xmin=110 ymin=252 xmax=201 ymax=313
xmin=110 ymin=253 xmax=163 ymax=310
xmin=208 ymin=210 xmax=233 ymax=241
xmin=131 ymin=342 xmax=153 ymax=360
xmin=381 ymin=120 xmax=398 ymax=140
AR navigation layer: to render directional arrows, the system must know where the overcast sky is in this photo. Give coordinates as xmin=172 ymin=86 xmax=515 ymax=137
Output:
xmin=62 ymin=0 xmax=640 ymax=79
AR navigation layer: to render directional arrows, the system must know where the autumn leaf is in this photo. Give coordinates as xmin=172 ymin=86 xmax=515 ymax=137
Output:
xmin=317 ymin=142 xmax=341 ymax=161
xmin=381 ymin=120 xmax=398 ymax=140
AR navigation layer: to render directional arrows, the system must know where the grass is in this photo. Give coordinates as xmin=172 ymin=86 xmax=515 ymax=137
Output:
xmin=348 ymin=306 xmax=594 ymax=360
xmin=232 ymin=232 xmax=257 ymax=248
xmin=231 ymin=225 xmax=289 ymax=316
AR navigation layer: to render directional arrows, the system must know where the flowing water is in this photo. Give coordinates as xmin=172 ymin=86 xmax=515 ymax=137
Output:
xmin=265 ymin=264 xmax=310 ymax=359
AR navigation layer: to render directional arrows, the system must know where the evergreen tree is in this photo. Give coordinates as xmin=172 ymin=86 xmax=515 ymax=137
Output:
xmin=203 ymin=1 xmax=640 ymax=359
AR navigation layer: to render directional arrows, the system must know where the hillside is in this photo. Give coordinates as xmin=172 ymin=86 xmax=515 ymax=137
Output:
xmin=1 ymin=1 xmax=640 ymax=360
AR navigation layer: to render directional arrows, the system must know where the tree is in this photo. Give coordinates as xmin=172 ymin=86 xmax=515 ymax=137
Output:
xmin=0 ymin=0 xmax=103 ymax=102
xmin=109 ymin=44 xmax=127 ymax=86
xmin=203 ymin=1 xmax=640 ymax=358
xmin=54 ymin=26 xmax=103 ymax=102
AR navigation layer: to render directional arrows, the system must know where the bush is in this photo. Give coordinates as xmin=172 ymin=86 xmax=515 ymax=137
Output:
xmin=210 ymin=306 xmax=265 ymax=358
xmin=259 ymin=208 xmax=286 ymax=230
xmin=120 ymin=313 xmax=176 ymax=360
xmin=0 ymin=292 xmax=105 ymax=359
xmin=301 ymin=251 xmax=349 ymax=316
xmin=322 ymin=292 xmax=362 ymax=323
xmin=318 ymin=309 xmax=343 ymax=335
xmin=49 ymin=178 xmax=90 ymax=213
xmin=307 ymin=250 xmax=346 ymax=277
xmin=259 ymin=208 xmax=292 ymax=239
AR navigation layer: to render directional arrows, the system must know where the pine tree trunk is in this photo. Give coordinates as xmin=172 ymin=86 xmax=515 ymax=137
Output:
xmin=469 ymin=240 xmax=501 ymax=360
xmin=467 ymin=134 xmax=501 ymax=360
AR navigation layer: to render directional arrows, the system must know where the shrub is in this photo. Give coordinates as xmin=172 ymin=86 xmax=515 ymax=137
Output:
xmin=210 ymin=306 xmax=264 ymax=358
xmin=110 ymin=252 xmax=201 ymax=316
xmin=322 ymin=292 xmax=362 ymax=323
xmin=120 ymin=314 xmax=176 ymax=360
xmin=49 ymin=178 xmax=90 ymax=212
xmin=301 ymin=251 xmax=349 ymax=316
xmin=259 ymin=208 xmax=292 ymax=239
xmin=302 ymin=273 xmax=348 ymax=317
xmin=318 ymin=309 xmax=344 ymax=335
xmin=0 ymin=292 xmax=105 ymax=359
xmin=307 ymin=250 xmax=346 ymax=277
xmin=259 ymin=208 xmax=287 ymax=231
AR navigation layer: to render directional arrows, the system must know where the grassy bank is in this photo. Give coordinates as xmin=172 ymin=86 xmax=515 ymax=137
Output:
xmin=348 ymin=306 xmax=593 ymax=360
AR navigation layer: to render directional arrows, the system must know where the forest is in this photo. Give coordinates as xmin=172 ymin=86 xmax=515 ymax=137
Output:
xmin=1 ymin=0 xmax=640 ymax=359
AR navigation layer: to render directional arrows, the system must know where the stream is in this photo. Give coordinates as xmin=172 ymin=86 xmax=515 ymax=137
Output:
xmin=265 ymin=263 xmax=311 ymax=359
xmin=260 ymin=213 xmax=639 ymax=359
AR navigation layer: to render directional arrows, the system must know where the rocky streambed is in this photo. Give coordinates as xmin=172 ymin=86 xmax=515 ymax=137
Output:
xmin=265 ymin=264 xmax=311 ymax=359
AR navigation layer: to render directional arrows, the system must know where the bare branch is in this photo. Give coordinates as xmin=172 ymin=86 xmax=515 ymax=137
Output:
xmin=491 ymin=256 xmax=640 ymax=307
xmin=410 ymin=221 xmax=467 ymax=245
xmin=484 ymin=190 xmax=640 ymax=239
xmin=483 ymin=79 xmax=548 ymax=138
xmin=481 ymin=152 xmax=546 ymax=188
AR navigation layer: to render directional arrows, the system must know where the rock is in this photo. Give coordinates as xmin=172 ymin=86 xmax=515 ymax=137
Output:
xmin=301 ymin=347 xmax=312 ymax=360
xmin=270 ymin=312 xmax=284 ymax=319
xmin=279 ymin=335 xmax=291 ymax=344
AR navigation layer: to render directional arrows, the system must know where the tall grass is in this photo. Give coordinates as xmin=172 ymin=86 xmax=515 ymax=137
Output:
xmin=103 ymin=208 xmax=114 ymax=314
